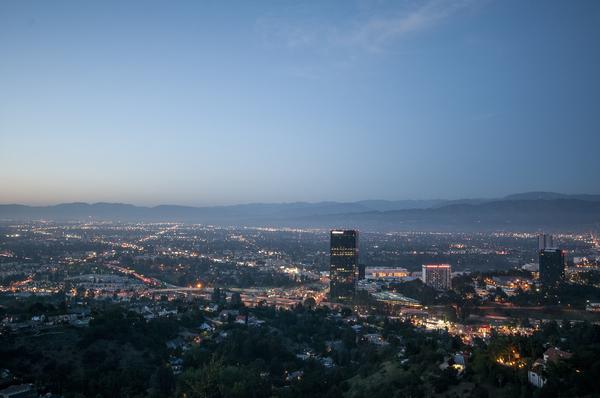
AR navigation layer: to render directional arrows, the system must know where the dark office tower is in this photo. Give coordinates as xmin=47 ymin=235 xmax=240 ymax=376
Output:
xmin=539 ymin=249 xmax=565 ymax=288
xmin=358 ymin=264 xmax=365 ymax=281
xmin=330 ymin=230 xmax=358 ymax=301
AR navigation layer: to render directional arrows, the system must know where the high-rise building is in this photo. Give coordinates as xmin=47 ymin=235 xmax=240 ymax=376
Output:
xmin=329 ymin=230 xmax=358 ymax=301
xmin=539 ymin=249 xmax=565 ymax=288
xmin=422 ymin=264 xmax=452 ymax=290
xmin=538 ymin=234 xmax=554 ymax=251
xmin=358 ymin=264 xmax=365 ymax=280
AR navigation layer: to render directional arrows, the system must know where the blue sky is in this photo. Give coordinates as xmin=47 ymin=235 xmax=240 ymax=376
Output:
xmin=1 ymin=0 xmax=599 ymax=205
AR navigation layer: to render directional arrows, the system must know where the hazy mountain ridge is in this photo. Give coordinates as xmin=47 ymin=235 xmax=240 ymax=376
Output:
xmin=1 ymin=193 xmax=600 ymax=231
xmin=503 ymin=192 xmax=600 ymax=201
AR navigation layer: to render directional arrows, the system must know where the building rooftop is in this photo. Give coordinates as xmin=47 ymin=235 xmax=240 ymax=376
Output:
xmin=371 ymin=291 xmax=420 ymax=306
xmin=0 ymin=383 xmax=34 ymax=396
xmin=543 ymin=347 xmax=572 ymax=363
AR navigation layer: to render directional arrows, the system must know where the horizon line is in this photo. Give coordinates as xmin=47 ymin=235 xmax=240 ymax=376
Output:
xmin=2 ymin=191 xmax=600 ymax=208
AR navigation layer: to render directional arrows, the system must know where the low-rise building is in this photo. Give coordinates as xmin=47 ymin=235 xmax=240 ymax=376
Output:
xmin=365 ymin=267 xmax=409 ymax=281
xmin=0 ymin=383 xmax=36 ymax=398
xmin=528 ymin=347 xmax=572 ymax=388
xmin=371 ymin=291 xmax=421 ymax=308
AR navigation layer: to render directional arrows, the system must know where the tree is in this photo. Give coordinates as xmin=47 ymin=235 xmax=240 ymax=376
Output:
xmin=303 ymin=297 xmax=316 ymax=310
xmin=341 ymin=307 xmax=352 ymax=317
xmin=212 ymin=287 xmax=224 ymax=304
xmin=148 ymin=366 xmax=175 ymax=398
xmin=230 ymin=292 xmax=243 ymax=309
xmin=177 ymin=359 xmax=223 ymax=398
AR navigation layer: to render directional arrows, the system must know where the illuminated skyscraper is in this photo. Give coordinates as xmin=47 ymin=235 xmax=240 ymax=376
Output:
xmin=422 ymin=264 xmax=452 ymax=290
xmin=329 ymin=230 xmax=358 ymax=301
xmin=539 ymin=249 xmax=565 ymax=288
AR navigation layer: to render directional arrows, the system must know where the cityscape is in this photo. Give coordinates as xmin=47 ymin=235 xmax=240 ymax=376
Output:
xmin=2 ymin=1 xmax=600 ymax=398
xmin=1 ymin=221 xmax=600 ymax=397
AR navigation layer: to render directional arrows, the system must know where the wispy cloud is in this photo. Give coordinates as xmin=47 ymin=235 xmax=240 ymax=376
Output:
xmin=344 ymin=0 xmax=479 ymax=52
xmin=257 ymin=0 xmax=483 ymax=54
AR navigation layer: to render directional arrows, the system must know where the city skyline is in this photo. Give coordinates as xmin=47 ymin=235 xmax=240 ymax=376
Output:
xmin=1 ymin=0 xmax=599 ymax=205
xmin=2 ymin=2 xmax=600 ymax=397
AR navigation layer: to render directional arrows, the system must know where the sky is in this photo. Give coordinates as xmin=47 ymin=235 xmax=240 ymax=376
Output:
xmin=1 ymin=0 xmax=599 ymax=206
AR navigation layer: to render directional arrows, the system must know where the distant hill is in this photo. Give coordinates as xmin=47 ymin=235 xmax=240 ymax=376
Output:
xmin=299 ymin=199 xmax=600 ymax=232
xmin=355 ymin=199 xmax=445 ymax=211
xmin=1 ymin=193 xmax=600 ymax=231
xmin=503 ymin=192 xmax=600 ymax=202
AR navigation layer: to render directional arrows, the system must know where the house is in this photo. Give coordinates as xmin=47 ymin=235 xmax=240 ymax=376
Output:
xmin=70 ymin=318 xmax=90 ymax=327
xmin=0 ymin=383 xmax=37 ymax=398
xmin=198 ymin=322 xmax=214 ymax=332
xmin=218 ymin=309 xmax=239 ymax=321
xmin=320 ymin=357 xmax=335 ymax=368
xmin=0 ymin=368 xmax=12 ymax=386
xmin=453 ymin=351 xmax=470 ymax=367
xmin=47 ymin=314 xmax=78 ymax=324
xmin=286 ymin=370 xmax=303 ymax=382
xmin=168 ymin=357 xmax=184 ymax=375
xmin=248 ymin=316 xmax=264 ymax=326
xmin=528 ymin=347 xmax=572 ymax=388
xmin=204 ymin=304 xmax=219 ymax=313
xmin=363 ymin=333 xmax=389 ymax=346
xmin=158 ymin=308 xmax=177 ymax=317
xmin=543 ymin=347 xmax=573 ymax=363
xmin=179 ymin=330 xmax=201 ymax=344
xmin=30 ymin=315 xmax=46 ymax=323
xmin=529 ymin=359 xmax=546 ymax=388
xmin=166 ymin=337 xmax=186 ymax=350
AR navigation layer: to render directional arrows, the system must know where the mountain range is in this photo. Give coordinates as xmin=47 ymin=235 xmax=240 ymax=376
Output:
xmin=2 ymin=192 xmax=600 ymax=232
